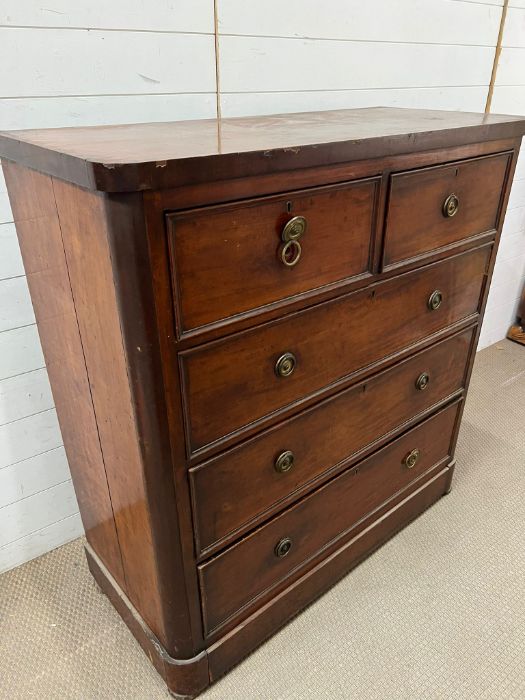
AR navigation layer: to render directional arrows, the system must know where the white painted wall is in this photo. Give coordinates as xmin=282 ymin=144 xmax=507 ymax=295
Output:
xmin=1 ymin=0 xmax=524 ymax=573
xmin=0 ymin=1 xmax=217 ymax=574
xmin=479 ymin=3 xmax=525 ymax=348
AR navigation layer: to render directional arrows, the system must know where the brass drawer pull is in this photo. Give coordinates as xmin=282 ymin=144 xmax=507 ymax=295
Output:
xmin=275 ymin=352 xmax=296 ymax=378
xmin=275 ymin=450 xmax=295 ymax=473
xmin=442 ymin=193 xmax=459 ymax=218
xmin=404 ymin=448 xmax=421 ymax=469
xmin=282 ymin=215 xmax=307 ymax=241
xmin=428 ymin=289 xmax=443 ymax=311
xmin=275 ymin=537 xmax=293 ymax=558
xmin=280 ymin=239 xmax=302 ymax=267
xmin=415 ymin=372 xmax=430 ymax=391
xmin=279 ymin=215 xmax=307 ymax=268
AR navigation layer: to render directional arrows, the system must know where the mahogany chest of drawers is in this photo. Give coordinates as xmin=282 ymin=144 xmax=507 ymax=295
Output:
xmin=2 ymin=107 xmax=524 ymax=698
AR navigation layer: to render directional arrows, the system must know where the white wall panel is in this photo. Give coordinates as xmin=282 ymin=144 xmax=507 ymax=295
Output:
xmin=0 ymin=277 xmax=35 ymax=332
xmin=480 ymin=2 xmax=525 ymax=349
xmin=221 ymin=87 xmax=488 ymax=119
xmin=0 ymin=1 xmax=217 ymax=573
xmin=219 ymin=37 xmax=495 ymax=93
xmin=0 ymin=0 xmax=214 ymax=32
xmin=494 ymin=46 xmax=525 ymax=85
xmin=0 ymin=479 xmax=78 ymax=548
xmin=0 ymin=409 xmax=62 ymax=469
xmin=0 ymin=94 xmax=216 ymax=131
xmin=0 ymin=223 xmax=24 ymax=280
xmin=496 ymin=228 xmax=525 ymax=264
xmin=0 ymin=512 xmax=83 ymax=574
xmin=0 ymin=29 xmax=216 ymax=98
xmin=457 ymin=0 xmax=503 ymax=5
xmin=507 ymin=176 xmax=525 ymax=209
xmin=0 ymin=369 xmax=54 ymax=426
xmin=491 ymin=85 xmax=525 ymax=114
xmin=0 ymin=192 xmax=12 ymax=223
xmin=478 ymin=296 xmax=522 ymax=349
xmin=0 ymin=447 xmax=68 ymax=509
xmin=219 ymin=0 xmax=501 ymax=46
xmin=501 ymin=7 xmax=525 ymax=47
xmin=0 ymin=326 xmax=44 ymax=381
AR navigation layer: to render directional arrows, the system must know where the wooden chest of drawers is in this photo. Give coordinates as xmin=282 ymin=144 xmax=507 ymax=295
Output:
xmin=2 ymin=107 xmax=524 ymax=698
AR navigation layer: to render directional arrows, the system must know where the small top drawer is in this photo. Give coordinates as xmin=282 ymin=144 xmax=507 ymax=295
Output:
xmin=167 ymin=178 xmax=379 ymax=334
xmin=383 ymin=152 xmax=510 ymax=270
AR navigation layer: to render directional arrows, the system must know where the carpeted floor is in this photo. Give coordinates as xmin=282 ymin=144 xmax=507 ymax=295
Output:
xmin=1 ymin=339 xmax=525 ymax=700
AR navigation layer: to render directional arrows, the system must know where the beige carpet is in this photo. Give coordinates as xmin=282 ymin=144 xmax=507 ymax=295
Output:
xmin=1 ymin=339 xmax=525 ymax=700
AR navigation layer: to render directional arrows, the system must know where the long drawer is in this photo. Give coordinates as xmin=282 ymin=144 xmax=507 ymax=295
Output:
xmin=181 ymin=244 xmax=490 ymax=452
xmin=190 ymin=327 xmax=474 ymax=556
xmin=167 ymin=178 xmax=379 ymax=333
xmin=198 ymin=400 xmax=461 ymax=635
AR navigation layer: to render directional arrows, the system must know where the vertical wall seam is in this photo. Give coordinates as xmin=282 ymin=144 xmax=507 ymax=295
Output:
xmin=486 ymin=0 xmax=509 ymax=114
xmin=213 ymin=0 xmax=222 ymax=121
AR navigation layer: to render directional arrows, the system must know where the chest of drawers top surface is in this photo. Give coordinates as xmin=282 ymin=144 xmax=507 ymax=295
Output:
xmin=2 ymin=107 xmax=525 ymax=699
xmin=1 ymin=106 xmax=525 ymax=191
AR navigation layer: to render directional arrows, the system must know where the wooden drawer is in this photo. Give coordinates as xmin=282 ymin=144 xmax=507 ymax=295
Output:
xmin=181 ymin=245 xmax=490 ymax=452
xmin=167 ymin=178 xmax=379 ymax=334
xmin=198 ymin=401 xmax=461 ymax=635
xmin=383 ymin=152 xmax=510 ymax=270
xmin=190 ymin=327 xmax=474 ymax=556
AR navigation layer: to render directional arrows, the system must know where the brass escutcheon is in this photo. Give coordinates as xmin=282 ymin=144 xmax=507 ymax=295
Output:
xmin=404 ymin=448 xmax=421 ymax=469
xmin=275 ymin=450 xmax=295 ymax=473
xmin=282 ymin=215 xmax=307 ymax=242
xmin=274 ymin=537 xmax=293 ymax=558
xmin=428 ymin=289 xmax=443 ymax=311
xmin=442 ymin=193 xmax=459 ymax=218
xmin=416 ymin=372 xmax=430 ymax=391
xmin=275 ymin=352 xmax=296 ymax=378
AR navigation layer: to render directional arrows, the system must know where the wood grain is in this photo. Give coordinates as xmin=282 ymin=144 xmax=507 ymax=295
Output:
xmin=1 ymin=161 xmax=125 ymax=587
xmin=181 ymin=245 xmax=490 ymax=452
xmin=383 ymin=151 xmax=511 ymax=269
xmin=168 ymin=177 xmax=379 ymax=332
xmin=199 ymin=402 xmax=460 ymax=635
xmin=2 ymin=112 xmax=523 ymax=698
xmin=190 ymin=327 xmax=474 ymax=556
xmin=1 ymin=108 xmax=525 ymax=191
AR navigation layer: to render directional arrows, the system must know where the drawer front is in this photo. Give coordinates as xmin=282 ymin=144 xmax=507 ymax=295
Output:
xmin=181 ymin=245 xmax=490 ymax=452
xmin=190 ymin=327 xmax=474 ymax=555
xmin=167 ymin=179 xmax=378 ymax=333
xmin=383 ymin=152 xmax=510 ymax=269
xmin=198 ymin=401 xmax=461 ymax=634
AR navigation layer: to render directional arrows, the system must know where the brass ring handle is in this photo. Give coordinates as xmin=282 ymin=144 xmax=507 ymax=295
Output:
xmin=275 ymin=450 xmax=295 ymax=474
xmin=279 ymin=215 xmax=306 ymax=267
xmin=442 ymin=193 xmax=459 ymax=218
xmin=415 ymin=372 xmax=430 ymax=391
xmin=279 ymin=239 xmax=302 ymax=267
xmin=428 ymin=289 xmax=443 ymax=311
xmin=275 ymin=352 xmax=296 ymax=378
xmin=274 ymin=537 xmax=293 ymax=558
xmin=404 ymin=448 xmax=420 ymax=469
